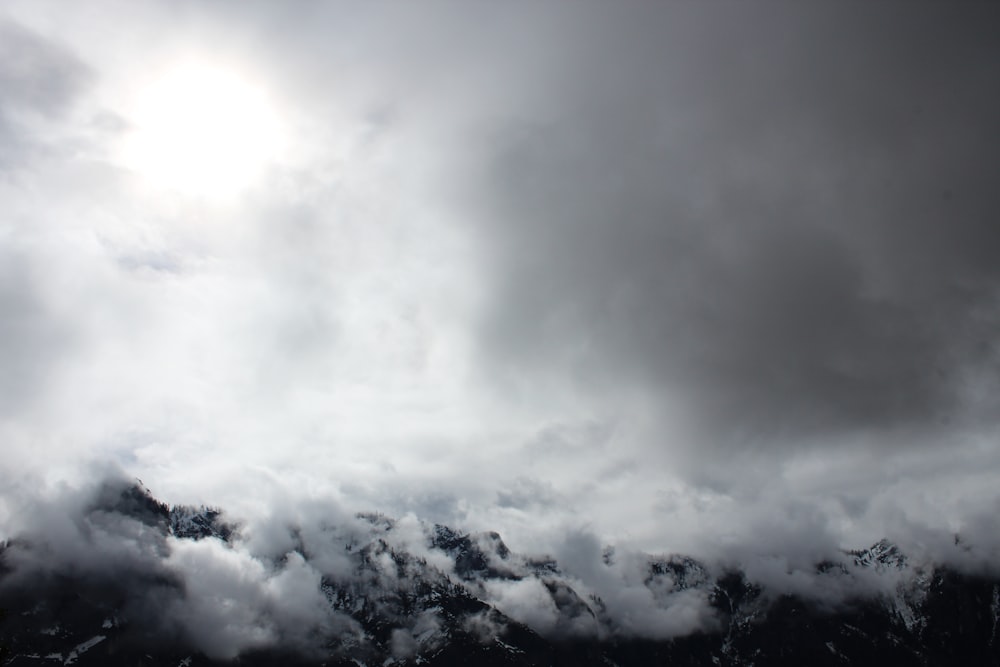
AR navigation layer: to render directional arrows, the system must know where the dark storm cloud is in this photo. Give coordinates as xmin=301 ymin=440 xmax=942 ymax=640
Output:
xmin=469 ymin=4 xmax=1000 ymax=447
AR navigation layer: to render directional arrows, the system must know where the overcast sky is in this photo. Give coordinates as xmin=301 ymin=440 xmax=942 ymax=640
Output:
xmin=2 ymin=1 xmax=999 ymax=565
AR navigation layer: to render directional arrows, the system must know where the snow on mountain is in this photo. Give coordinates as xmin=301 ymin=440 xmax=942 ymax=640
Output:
xmin=1 ymin=481 xmax=999 ymax=665
xmin=169 ymin=505 xmax=237 ymax=543
xmin=850 ymin=538 xmax=909 ymax=571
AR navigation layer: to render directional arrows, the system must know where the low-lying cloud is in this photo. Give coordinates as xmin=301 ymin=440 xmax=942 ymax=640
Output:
xmin=3 ymin=474 xmax=999 ymax=660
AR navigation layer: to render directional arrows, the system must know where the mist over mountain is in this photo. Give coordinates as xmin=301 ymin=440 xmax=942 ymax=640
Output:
xmin=2 ymin=477 xmax=999 ymax=665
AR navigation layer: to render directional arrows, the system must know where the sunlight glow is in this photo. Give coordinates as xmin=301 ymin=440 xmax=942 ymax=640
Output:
xmin=122 ymin=64 xmax=282 ymax=199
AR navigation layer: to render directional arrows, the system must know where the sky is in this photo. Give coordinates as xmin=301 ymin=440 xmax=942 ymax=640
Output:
xmin=1 ymin=0 xmax=1000 ymax=577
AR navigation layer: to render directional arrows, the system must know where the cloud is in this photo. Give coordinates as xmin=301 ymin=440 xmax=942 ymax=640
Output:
xmin=3 ymin=472 xmax=1000 ymax=662
xmin=0 ymin=20 xmax=91 ymax=115
xmin=388 ymin=609 xmax=443 ymax=659
xmin=0 ymin=476 xmax=363 ymax=659
xmin=166 ymin=542 xmax=351 ymax=659
xmin=0 ymin=2 xmax=997 ymax=634
xmin=0 ymin=19 xmax=93 ymax=172
xmin=468 ymin=4 xmax=1000 ymax=456
xmin=549 ymin=530 xmax=716 ymax=639
xmin=0 ymin=249 xmax=78 ymax=417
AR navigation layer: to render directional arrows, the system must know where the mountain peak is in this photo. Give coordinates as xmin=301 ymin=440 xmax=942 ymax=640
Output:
xmin=850 ymin=538 xmax=908 ymax=571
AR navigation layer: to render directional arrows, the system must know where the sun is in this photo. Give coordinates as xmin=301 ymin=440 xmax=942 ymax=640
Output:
xmin=121 ymin=64 xmax=282 ymax=199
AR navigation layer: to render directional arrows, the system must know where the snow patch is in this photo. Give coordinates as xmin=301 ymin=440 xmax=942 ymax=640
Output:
xmin=64 ymin=635 xmax=106 ymax=665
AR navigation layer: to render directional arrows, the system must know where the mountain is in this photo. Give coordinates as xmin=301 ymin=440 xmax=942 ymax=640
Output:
xmin=1 ymin=481 xmax=999 ymax=665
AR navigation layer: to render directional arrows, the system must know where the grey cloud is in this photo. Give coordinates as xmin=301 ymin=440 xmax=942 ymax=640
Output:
xmin=388 ymin=610 xmax=443 ymax=659
xmin=468 ymin=4 xmax=1000 ymax=451
xmin=550 ymin=530 xmax=717 ymax=640
xmin=0 ymin=19 xmax=90 ymax=116
xmin=523 ymin=419 xmax=616 ymax=458
xmin=496 ymin=476 xmax=560 ymax=511
xmin=0 ymin=19 xmax=92 ymax=168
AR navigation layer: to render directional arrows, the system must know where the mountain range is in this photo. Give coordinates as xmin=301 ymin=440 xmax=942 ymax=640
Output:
xmin=1 ymin=481 xmax=998 ymax=665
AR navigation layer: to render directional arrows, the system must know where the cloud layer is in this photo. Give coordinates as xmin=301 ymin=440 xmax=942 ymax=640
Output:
xmin=4 ymin=475 xmax=1000 ymax=660
xmin=0 ymin=0 xmax=997 ymax=590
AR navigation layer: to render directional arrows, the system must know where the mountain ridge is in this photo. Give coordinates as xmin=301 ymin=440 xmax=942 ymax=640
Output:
xmin=1 ymin=480 xmax=998 ymax=665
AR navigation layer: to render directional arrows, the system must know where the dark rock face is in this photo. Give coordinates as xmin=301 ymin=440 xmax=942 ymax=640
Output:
xmin=1 ymin=483 xmax=999 ymax=666
xmin=169 ymin=506 xmax=236 ymax=542
xmin=93 ymin=480 xmax=171 ymax=530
